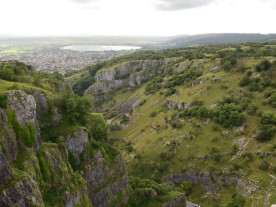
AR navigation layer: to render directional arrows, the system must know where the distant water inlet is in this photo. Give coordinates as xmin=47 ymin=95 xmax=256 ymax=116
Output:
xmin=62 ymin=45 xmax=141 ymax=51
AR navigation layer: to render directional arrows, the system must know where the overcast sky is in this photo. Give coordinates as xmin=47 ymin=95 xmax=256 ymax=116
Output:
xmin=1 ymin=0 xmax=276 ymax=36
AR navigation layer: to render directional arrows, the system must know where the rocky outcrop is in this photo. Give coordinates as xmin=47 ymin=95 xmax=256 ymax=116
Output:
xmin=95 ymin=60 xmax=166 ymax=82
xmin=8 ymin=90 xmax=42 ymax=150
xmin=32 ymin=91 xmax=62 ymax=125
xmin=65 ymin=129 xmax=89 ymax=165
xmin=173 ymin=59 xmax=207 ymax=73
xmin=85 ymin=60 xmax=166 ymax=95
xmin=162 ymin=170 xmax=238 ymax=193
xmin=0 ymin=147 xmax=12 ymax=187
xmin=0 ymin=109 xmax=17 ymax=163
xmin=81 ymin=152 xmax=130 ymax=207
xmin=165 ymin=100 xmax=191 ymax=110
xmin=0 ymin=90 xmax=129 ymax=207
xmin=162 ymin=194 xmax=186 ymax=207
xmin=0 ymin=177 xmax=44 ymax=207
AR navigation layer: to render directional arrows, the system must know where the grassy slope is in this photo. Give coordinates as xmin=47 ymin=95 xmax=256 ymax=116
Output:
xmin=98 ymin=56 xmax=276 ymax=206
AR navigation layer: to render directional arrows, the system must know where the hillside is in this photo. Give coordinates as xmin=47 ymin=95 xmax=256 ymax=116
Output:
xmin=68 ymin=42 xmax=276 ymax=207
xmin=0 ymin=61 xmax=186 ymax=207
xmin=164 ymin=33 xmax=276 ymax=48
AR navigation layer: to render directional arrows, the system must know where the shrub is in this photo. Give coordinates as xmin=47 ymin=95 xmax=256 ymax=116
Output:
xmin=0 ymin=141 xmax=6 ymax=154
xmin=117 ymin=190 xmax=123 ymax=203
xmin=86 ymin=142 xmax=94 ymax=158
xmin=239 ymin=76 xmax=250 ymax=86
xmin=227 ymin=192 xmax=246 ymax=207
xmin=7 ymin=109 xmax=36 ymax=147
xmin=171 ymin=120 xmax=183 ymax=129
xmin=54 ymin=91 xmax=91 ymax=125
xmin=223 ymin=61 xmax=232 ymax=71
xmin=0 ymin=65 xmax=15 ymax=81
xmin=259 ymin=160 xmax=269 ymax=171
xmin=256 ymin=125 xmax=275 ymax=142
xmin=212 ymin=103 xmax=244 ymax=128
xmin=261 ymin=112 xmax=276 ymax=125
xmin=37 ymin=151 xmax=50 ymax=181
xmin=68 ymin=150 xmax=78 ymax=169
xmin=247 ymin=103 xmax=258 ymax=115
xmin=110 ymin=194 xmax=115 ymax=207
xmin=180 ymin=181 xmax=192 ymax=195
xmin=237 ymin=64 xmax=247 ymax=72
xmin=268 ymin=93 xmax=276 ymax=107
xmin=127 ymin=145 xmax=134 ymax=152
xmin=232 ymin=144 xmax=239 ymax=154
xmin=164 ymin=88 xmax=177 ymax=96
xmin=0 ymin=94 xmax=8 ymax=108
xmin=256 ymin=59 xmax=271 ymax=72
xmin=109 ymin=123 xmax=122 ymax=132
xmin=149 ymin=111 xmax=157 ymax=117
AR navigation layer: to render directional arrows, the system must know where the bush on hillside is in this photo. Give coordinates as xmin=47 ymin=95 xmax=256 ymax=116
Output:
xmin=256 ymin=125 xmax=275 ymax=142
xmin=0 ymin=94 xmax=8 ymax=108
xmin=261 ymin=112 xmax=276 ymax=125
xmin=54 ymin=91 xmax=91 ymax=125
xmin=256 ymin=59 xmax=271 ymax=72
xmin=212 ymin=103 xmax=244 ymax=128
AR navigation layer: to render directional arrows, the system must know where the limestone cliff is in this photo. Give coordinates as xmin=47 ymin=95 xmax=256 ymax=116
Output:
xmin=0 ymin=90 xmax=129 ymax=207
xmin=85 ymin=60 xmax=166 ymax=95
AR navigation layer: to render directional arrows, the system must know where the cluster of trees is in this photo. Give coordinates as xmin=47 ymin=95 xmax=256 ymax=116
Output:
xmin=264 ymin=91 xmax=276 ymax=107
xmin=179 ymin=102 xmax=244 ymax=128
xmin=54 ymin=91 xmax=91 ymax=125
xmin=256 ymin=59 xmax=272 ymax=72
xmin=239 ymin=74 xmax=274 ymax=92
xmin=164 ymin=68 xmax=203 ymax=88
xmin=145 ymin=76 xmax=163 ymax=95
xmin=220 ymin=54 xmax=237 ymax=71
xmin=89 ymin=113 xmax=108 ymax=142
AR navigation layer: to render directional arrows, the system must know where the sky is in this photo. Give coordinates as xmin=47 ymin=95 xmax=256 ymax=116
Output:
xmin=1 ymin=0 xmax=276 ymax=36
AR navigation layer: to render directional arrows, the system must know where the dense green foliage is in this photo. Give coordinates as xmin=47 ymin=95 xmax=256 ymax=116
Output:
xmin=256 ymin=125 xmax=275 ymax=142
xmin=54 ymin=91 xmax=91 ymax=125
xmin=226 ymin=193 xmax=246 ymax=207
xmin=0 ymin=94 xmax=8 ymax=108
xmin=37 ymin=151 xmax=50 ymax=181
xmin=68 ymin=150 xmax=78 ymax=169
xmin=89 ymin=113 xmax=108 ymax=142
xmin=7 ymin=109 xmax=36 ymax=147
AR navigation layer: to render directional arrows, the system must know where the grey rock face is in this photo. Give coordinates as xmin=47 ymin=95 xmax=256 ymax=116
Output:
xmin=66 ymin=129 xmax=89 ymax=164
xmin=0 ymin=147 xmax=12 ymax=187
xmin=8 ymin=91 xmax=37 ymax=127
xmin=32 ymin=91 xmax=48 ymax=121
xmin=173 ymin=60 xmax=207 ymax=73
xmin=81 ymin=151 xmax=129 ymax=207
xmin=7 ymin=90 xmax=42 ymax=150
xmin=162 ymin=170 xmax=237 ymax=193
xmin=162 ymin=194 xmax=186 ymax=207
xmin=165 ymin=100 xmax=191 ymax=110
xmin=0 ymin=177 xmax=44 ymax=207
xmin=85 ymin=60 xmax=166 ymax=95
xmin=0 ymin=109 xmax=17 ymax=163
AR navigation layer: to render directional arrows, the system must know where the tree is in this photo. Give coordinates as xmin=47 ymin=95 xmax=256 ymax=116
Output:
xmin=256 ymin=125 xmax=275 ymax=142
xmin=223 ymin=61 xmax=232 ymax=71
xmin=180 ymin=181 xmax=192 ymax=195
xmin=256 ymin=59 xmax=271 ymax=72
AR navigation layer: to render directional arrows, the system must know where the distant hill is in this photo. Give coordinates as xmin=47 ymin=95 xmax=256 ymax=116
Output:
xmin=165 ymin=33 xmax=276 ymax=48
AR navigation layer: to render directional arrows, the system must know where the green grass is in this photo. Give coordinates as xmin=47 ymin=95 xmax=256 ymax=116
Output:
xmin=97 ymin=54 xmax=276 ymax=205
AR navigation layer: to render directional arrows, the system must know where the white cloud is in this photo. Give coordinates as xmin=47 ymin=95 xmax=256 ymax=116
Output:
xmin=70 ymin=0 xmax=98 ymax=4
xmin=0 ymin=0 xmax=275 ymax=36
xmin=155 ymin=0 xmax=216 ymax=11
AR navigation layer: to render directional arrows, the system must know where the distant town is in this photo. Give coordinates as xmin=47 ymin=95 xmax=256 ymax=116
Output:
xmin=0 ymin=49 xmax=130 ymax=73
